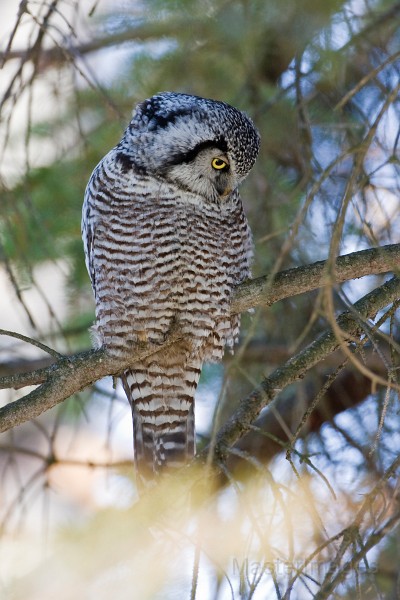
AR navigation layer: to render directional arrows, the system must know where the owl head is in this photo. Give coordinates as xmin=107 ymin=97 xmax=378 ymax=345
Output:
xmin=119 ymin=92 xmax=260 ymax=201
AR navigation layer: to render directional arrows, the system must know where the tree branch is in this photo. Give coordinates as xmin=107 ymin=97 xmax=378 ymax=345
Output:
xmin=0 ymin=356 xmax=55 ymax=378
xmin=0 ymin=244 xmax=399 ymax=435
xmin=208 ymin=275 xmax=400 ymax=463
xmin=226 ymin=362 xmax=383 ymax=478
xmin=0 ymin=21 xmax=206 ymax=67
xmin=231 ymin=243 xmax=400 ymax=314
xmin=0 ymin=334 xmax=183 ymax=434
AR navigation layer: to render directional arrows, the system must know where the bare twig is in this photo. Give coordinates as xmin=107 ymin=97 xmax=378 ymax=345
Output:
xmin=0 ymin=329 xmax=63 ymax=359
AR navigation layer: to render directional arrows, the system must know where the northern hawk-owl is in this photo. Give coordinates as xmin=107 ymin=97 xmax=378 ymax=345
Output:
xmin=82 ymin=92 xmax=260 ymax=486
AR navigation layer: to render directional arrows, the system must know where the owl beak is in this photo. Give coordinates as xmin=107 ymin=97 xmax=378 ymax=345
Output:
xmin=215 ymin=175 xmax=232 ymax=198
xmin=220 ymin=186 xmax=232 ymax=198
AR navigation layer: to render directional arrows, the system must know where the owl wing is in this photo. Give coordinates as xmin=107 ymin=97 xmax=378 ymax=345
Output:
xmin=82 ymin=178 xmax=98 ymax=299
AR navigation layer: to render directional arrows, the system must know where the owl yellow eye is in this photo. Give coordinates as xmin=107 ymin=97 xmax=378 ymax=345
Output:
xmin=212 ymin=157 xmax=228 ymax=170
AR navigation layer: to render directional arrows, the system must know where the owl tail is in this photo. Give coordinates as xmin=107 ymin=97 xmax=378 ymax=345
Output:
xmin=122 ymin=363 xmax=201 ymax=487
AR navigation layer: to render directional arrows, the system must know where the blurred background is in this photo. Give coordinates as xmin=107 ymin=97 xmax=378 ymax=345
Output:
xmin=1 ymin=0 xmax=400 ymax=598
